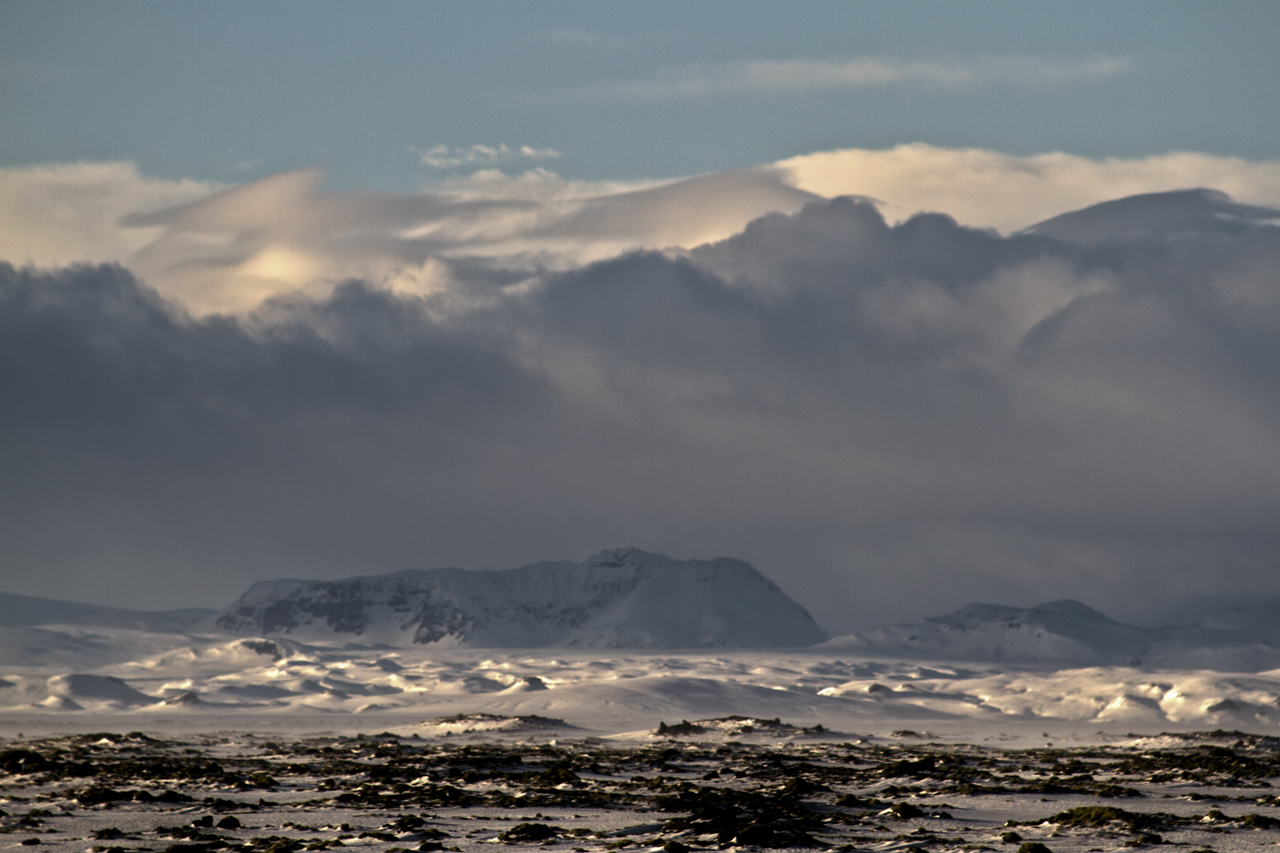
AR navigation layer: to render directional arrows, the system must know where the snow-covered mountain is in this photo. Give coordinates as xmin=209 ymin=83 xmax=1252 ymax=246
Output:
xmin=0 ymin=593 xmax=218 ymax=669
xmin=9 ymin=581 xmax=1280 ymax=729
xmin=0 ymin=592 xmax=215 ymax=632
xmin=214 ymin=548 xmax=830 ymax=648
xmin=822 ymin=599 xmax=1280 ymax=670
xmin=821 ymin=600 xmax=1144 ymax=665
xmin=1158 ymin=596 xmax=1280 ymax=644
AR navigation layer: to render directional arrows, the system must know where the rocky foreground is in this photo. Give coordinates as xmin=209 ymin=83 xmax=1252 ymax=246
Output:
xmin=4 ymin=726 xmax=1280 ymax=851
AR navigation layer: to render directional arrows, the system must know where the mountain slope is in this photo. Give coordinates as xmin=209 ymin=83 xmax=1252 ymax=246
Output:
xmin=0 ymin=592 xmax=215 ymax=632
xmin=1158 ymin=596 xmax=1280 ymax=643
xmin=214 ymin=548 xmax=829 ymax=648
xmin=822 ymin=599 xmax=1280 ymax=669
xmin=821 ymin=600 xmax=1150 ymax=665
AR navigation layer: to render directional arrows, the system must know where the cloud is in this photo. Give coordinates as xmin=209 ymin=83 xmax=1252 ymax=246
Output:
xmin=596 ymin=55 xmax=1129 ymax=99
xmin=541 ymin=28 xmax=602 ymax=46
xmin=415 ymin=143 xmax=562 ymax=169
xmin=3 ymin=190 xmax=1278 ymax=631
xmin=0 ymin=161 xmax=217 ymax=267
xmin=8 ymin=146 xmax=1280 ymax=318
xmin=782 ymin=144 xmax=1280 ymax=233
xmin=4 ymin=162 xmax=813 ymax=315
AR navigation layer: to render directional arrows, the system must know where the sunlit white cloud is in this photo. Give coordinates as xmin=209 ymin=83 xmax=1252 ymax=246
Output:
xmin=415 ymin=143 xmax=561 ymax=169
xmin=4 ymin=145 xmax=1280 ymax=316
xmin=0 ymin=161 xmax=217 ymax=267
xmin=597 ymin=54 xmax=1129 ymax=99
xmin=781 ymin=143 xmax=1280 ymax=233
xmin=73 ymin=163 xmax=811 ymax=314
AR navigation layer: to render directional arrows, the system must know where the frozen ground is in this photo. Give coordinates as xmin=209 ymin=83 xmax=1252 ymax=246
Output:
xmin=3 ymin=633 xmax=1280 ymax=739
xmin=4 ymin=723 xmax=1280 ymax=852
xmin=8 ymin=587 xmax=1280 ymax=851
xmin=7 ymin=630 xmax=1280 ymax=850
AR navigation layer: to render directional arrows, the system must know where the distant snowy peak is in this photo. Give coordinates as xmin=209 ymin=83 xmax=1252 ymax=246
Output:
xmin=822 ymin=599 xmax=1147 ymax=666
xmin=1023 ymin=188 xmax=1280 ymax=246
xmin=0 ymin=592 xmax=214 ymax=632
xmin=822 ymin=598 xmax=1280 ymax=669
xmin=215 ymin=548 xmax=829 ymax=649
xmin=1159 ymin=596 xmax=1280 ymax=643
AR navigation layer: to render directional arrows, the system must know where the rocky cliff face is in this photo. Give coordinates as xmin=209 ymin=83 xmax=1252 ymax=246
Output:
xmin=215 ymin=548 xmax=829 ymax=648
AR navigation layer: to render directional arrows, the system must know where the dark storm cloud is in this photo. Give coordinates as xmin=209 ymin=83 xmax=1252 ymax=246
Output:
xmin=3 ymin=190 xmax=1279 ymax=630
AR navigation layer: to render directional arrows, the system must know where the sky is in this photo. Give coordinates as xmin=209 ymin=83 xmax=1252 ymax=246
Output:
xmin=2 ymin=0 xmax=1279 ymax=633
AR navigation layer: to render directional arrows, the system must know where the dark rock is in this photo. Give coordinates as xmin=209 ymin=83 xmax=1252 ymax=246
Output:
xmin=77 ymin=788 xmax=134 ymax=806
xmin=1017 ymin=844 xmax=1053 ymax=853
xmin=1242 ymin=813 xmax=1280 ymax=829
xmin=537 ymin=765 xmax=581 ymax=786
xmin=890 ymin=803 xmax=925 ymax=819
xmin=1124 ymin=833 xmax=1165 ymax=846
xmin=1050 ymin=807 xmax=1156 ymax=830
xmin=499 ymin=822 xmax=558 ymax=842
xmin=0 ymin=750 xmax=51 ymax=775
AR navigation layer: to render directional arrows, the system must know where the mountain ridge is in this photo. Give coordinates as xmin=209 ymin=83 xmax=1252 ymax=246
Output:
xmin=0 ymin=592 xmax=215 ymax=633
xmin=6 ymin=558 xmax=1280 ymax=665
xmin=822 ymin=597 xmax=1280 ymax=670
xmin=213 ymin=548 xmax=831 ymax=649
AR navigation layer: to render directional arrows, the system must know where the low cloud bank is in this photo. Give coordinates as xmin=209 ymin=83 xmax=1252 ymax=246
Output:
xmin=3 ymin=186 xmax=1278 ymax=631
xmin=6 ymin=145 xmax=1280 ymax=315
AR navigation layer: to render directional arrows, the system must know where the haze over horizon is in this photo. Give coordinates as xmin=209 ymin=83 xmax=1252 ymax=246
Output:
xmin=3 ymin=1 xmax=1279 ymax=635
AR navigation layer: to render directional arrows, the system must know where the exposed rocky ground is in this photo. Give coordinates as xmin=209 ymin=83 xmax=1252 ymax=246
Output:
xmin=4 ymin=725 xmax=1280 ymax=852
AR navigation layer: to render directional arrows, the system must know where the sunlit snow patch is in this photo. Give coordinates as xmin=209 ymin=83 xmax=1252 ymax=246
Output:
xmin=404 ymin=712 xmax=576 ymax=736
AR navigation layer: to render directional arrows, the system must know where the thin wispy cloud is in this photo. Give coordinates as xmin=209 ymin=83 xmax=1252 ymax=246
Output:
xmin=541 ymin=27 xmax=602 ymax=46
xmin=415 ymin=143 xmax=562 ymax=169
xmin=595 ymin=55 xmax=1130 ymax=99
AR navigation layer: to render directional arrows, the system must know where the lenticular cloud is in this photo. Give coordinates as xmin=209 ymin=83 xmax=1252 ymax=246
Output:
xmin=6 ymin=145 xmax=1280 ymax=316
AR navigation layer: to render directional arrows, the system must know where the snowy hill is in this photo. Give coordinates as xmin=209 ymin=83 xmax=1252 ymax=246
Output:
xmin=0 ymin=593 xmax=218 ymax=669
xmin=0 ymin=592 xmax=214 ymax=632
xmin=1159 ymin=596 xmax=1280 ymax=643
xmin=821 ymin=600 xmax=1148 ymax=665
xmin=822 ymin=599 xmax=1280 ymax=670
xmin=214 ymin=548 xmax=830 ymax=648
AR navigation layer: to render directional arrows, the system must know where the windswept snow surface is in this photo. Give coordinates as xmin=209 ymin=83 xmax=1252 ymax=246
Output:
xmin=6 ymin=579 xmax=1280 ymax=737
xmin=4 ymin=636 xmax=1280 ymax=737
